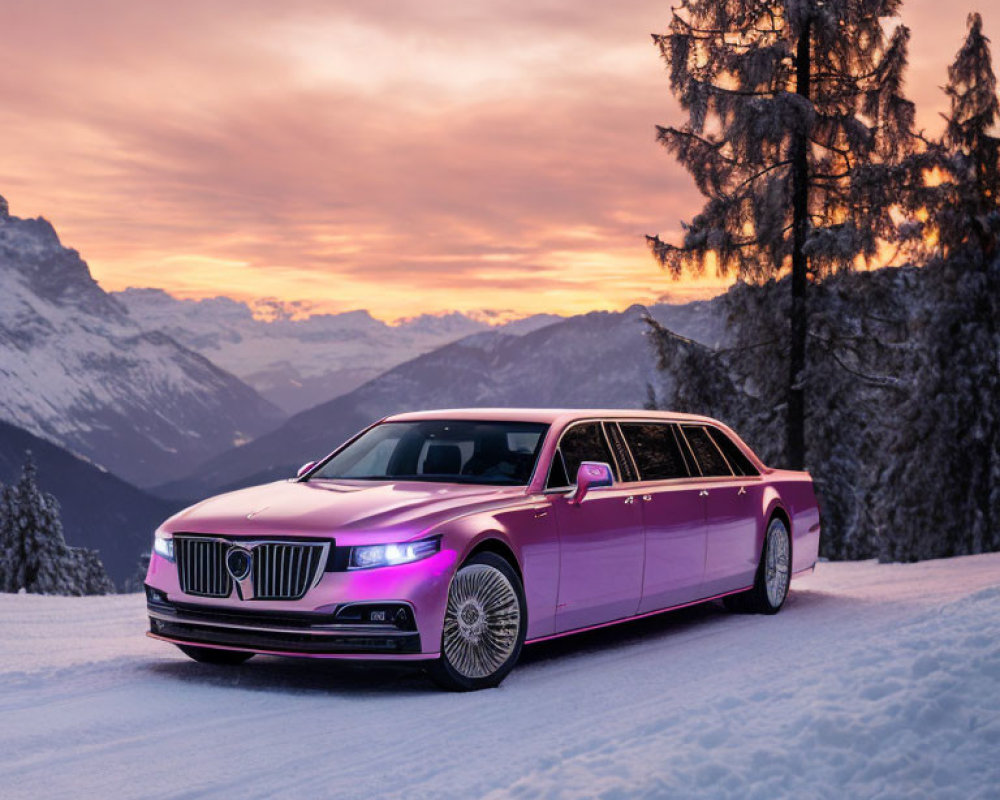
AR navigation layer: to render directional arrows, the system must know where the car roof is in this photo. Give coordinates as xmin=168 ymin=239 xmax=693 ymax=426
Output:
xmin=382 ymin=408 xmax=719 ymax=427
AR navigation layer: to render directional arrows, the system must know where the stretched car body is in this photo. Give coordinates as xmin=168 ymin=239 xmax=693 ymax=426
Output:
xmin=145 ymin=408 xmax=821 ymax=689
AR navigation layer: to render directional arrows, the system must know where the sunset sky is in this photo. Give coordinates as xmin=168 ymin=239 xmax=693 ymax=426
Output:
xmin=0 ymin=0 xmax=994 ymax=322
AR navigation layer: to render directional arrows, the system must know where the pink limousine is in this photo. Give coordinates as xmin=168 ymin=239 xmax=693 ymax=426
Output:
xmin=145 ymin=409 xmax=821 ymax=690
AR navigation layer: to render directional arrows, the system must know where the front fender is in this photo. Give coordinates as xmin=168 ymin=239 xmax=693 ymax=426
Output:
xmin=424 ymin=496 xmax=560 ymax=640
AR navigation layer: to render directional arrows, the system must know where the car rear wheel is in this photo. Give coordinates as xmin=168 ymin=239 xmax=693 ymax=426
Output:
xmin=428 ymin=552 xmax=526 ymax=691
xmin=178 ymin=645 xmax=255 ymax=665
xmin=724 ymin=516 xmax=791 ymax=615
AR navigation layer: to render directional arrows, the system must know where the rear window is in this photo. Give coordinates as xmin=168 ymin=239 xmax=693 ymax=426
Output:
xmin=619 ymin=422 xmax=689 ymax=481
xmin=680 ymin=425 xmax=732 ymax=477
xmin=706 ymin=427 xmax=759 ymax=476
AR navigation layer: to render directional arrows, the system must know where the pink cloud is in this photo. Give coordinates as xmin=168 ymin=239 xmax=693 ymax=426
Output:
xmin=0 ymin=0 xmax=992 ymax=318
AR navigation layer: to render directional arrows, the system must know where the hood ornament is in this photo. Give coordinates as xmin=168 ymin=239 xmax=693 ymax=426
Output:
xmin=245 ymin=506 xmax=270 ymax=520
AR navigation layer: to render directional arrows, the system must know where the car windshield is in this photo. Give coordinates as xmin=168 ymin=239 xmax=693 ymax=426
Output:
xmin=308 ymin=420 xmax=550 ymax=485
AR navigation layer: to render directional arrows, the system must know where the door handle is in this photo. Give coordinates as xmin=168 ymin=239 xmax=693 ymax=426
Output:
xmin=624 ymin=496 xmax=635 ymax=505
xmin=699 ymin=490 xmax=709 ymax=497
xmin=642 ymin=494 xmax=652 ymax=502
xmin=534 ymin=509 xmax=548 ymax=518
xmin=737 ymin=486 xmax=747 ymax=496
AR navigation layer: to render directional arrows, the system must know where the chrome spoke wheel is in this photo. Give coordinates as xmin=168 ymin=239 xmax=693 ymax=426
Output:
xmin=442 ymin=564 xmax=521 ymax=680
xmin=765 ymin=520 xmax=790 ymax=608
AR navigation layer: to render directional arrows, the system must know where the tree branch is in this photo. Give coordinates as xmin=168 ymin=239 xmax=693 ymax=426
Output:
xmin=807 ymin=333 xmax=910 ymax=393
xmin=731 ymin=159 xmax=792 ymax=192
xmin=656 ymin=126 xmax=737 ymax=164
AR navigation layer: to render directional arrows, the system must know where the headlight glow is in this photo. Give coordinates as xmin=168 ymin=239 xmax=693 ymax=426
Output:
xmin=153 ymin=532 xmax=174 ymax=561
xmin=349 ymin=537 xmax=440 ymax=570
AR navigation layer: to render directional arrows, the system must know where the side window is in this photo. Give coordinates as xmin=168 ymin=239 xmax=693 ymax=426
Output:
xmin=680 ymin=425 xmax=732 ymax=477
xmin=706 ymin=427 xmax=759 ymax=476
xmin=546 ymin=450 xmax=570 ymax=489
xmin=549 ymin=422 xmax=615 ymax=488
xmin=620 ymin=422 xmax=689 ymax=481
xmin=604 ymin=422 xmax=638 ymax=482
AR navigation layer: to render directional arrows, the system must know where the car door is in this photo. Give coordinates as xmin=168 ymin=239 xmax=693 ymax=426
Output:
xmin=547 ymin=421 xmax=645 ymax=633
xmin=679 ymin=424 xmax=760 ymax=596
xmin=617 ymin=421 xmax=708 ymax=612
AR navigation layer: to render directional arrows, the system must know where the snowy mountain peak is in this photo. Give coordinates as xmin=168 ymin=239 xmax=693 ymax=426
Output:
xmin=315 ymin=308 xmax=380 ymax=326
xmin=392 ymin=311 xmax=487 ymax=337
xmin=0 ymin=202 xmax=283 ymax=486
xmin=0 ymin=208 xmax=124 ymax=318
xmin=113 ymin=290 xmax=545 ymax=414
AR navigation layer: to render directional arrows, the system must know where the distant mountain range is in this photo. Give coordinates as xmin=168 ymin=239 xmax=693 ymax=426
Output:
xmin=157 ymin=300 xmax=727 ymax=499
xmin=0 ymin=418 xmax=180 ymax=587
xmin=0 ymin=192 xmax=730 ymax=569
xmin=0 ymin=200 xmax=284 ymax=487
xmin=114 ymin=289 xmax=563 ymax=414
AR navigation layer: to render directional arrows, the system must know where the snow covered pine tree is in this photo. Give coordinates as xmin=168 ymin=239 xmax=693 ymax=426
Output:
xmin=648 ymin=0 xmax=916 ymax=469
xmin=881 ymin=14 xmax=1000 ymax=560
xmin=643 ymin=264 xmax=912 ymax=561
xmin=0 ymin=454 xmax=113 ymax=595
xmin=123 ymin=551 xmax=151 ymax=594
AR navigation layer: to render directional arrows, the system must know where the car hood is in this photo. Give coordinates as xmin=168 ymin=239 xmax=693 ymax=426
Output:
xmin=162 ymin=479 xmax=528 ymax=540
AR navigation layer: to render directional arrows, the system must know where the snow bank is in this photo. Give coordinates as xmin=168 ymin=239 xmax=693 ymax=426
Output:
xmin=1 ymin=555 xmax=997 ymax=799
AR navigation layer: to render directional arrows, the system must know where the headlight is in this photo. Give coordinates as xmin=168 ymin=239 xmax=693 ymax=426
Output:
xmin=349 ymin=537 xmax=440 ymax=570
xmin=153 ymin=531 xmax=174 ymax=561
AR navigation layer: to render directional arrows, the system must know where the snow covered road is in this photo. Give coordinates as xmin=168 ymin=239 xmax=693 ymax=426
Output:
xmin=2 ymin=555 xmax=998 ymax=799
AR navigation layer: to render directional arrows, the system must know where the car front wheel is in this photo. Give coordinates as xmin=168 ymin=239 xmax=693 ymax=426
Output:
xmin=428 ymin=551 xmax=526 ymax=691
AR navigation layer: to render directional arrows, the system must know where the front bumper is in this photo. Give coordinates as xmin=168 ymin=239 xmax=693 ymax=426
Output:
xmin=147 ymin=597 xmax=423 ymax=657
xmin=144 ymin=544 xmax=457 ymax=660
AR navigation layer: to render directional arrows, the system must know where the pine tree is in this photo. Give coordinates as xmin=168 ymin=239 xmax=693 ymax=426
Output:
xmin=647 ymin=266 xmax=910 ymax=560
xmin=649 ymin=0 xmax=915 ymax=468
xmin=72 ymin=548 xmax=116 ymax=596
xmin=941 ymin=13 xmax=1000 ymax=260
xmin=123 ymin=551 xmax=151 ymax=594
xmin=2 ymin=453 xmax=114 ymax=595
xmin=0 ymin=481 xmax=16 ymax=592
xmin=881 ymin=14 xmax=1000 ymax=559
xmin=10 ymin=455 xmax=65 ymax=592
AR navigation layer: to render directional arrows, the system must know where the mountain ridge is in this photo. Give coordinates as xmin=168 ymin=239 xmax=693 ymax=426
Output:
xmin=114 ymin=287 xmax=565 ymax=414
xmin=0 ymin=197 xmax=285 ymax=487
xmin=156 ymin=298 xmax=727 ymax=499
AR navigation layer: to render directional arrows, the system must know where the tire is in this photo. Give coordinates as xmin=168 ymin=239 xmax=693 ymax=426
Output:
xmin=427 ymin=551 xmax=527 ymax=691
xmin=178 ymin=644 xmax=255 ymax=665
xmin=724 ymin=516 xmax=791 ymax=615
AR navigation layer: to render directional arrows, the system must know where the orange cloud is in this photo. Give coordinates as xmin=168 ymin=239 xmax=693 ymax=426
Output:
xmin=0 ymin=0 xmax=991 ymax=320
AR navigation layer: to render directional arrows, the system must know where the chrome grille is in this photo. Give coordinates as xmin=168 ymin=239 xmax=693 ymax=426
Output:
xmin=175 ymin=537 xmax=231 ymax=598
xmin=252 ymin=542 xmax=327 ymax=600
xmin=174 ymin=536 xmax=329 ymax=600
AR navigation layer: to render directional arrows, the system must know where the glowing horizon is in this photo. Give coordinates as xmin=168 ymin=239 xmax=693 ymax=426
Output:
xmin=0 ymin=0 xmax=991 ymax=322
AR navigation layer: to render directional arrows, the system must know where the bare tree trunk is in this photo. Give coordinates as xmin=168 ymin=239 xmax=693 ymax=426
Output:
xmin=788 ymin=18 xmax=812 ymax=470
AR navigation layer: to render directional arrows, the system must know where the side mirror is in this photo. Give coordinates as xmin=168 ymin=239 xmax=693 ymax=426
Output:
xmin=569 ymin=461 xmax=614 ymax=505
xmin=296 ymin=461 xmax=317 ymax=479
